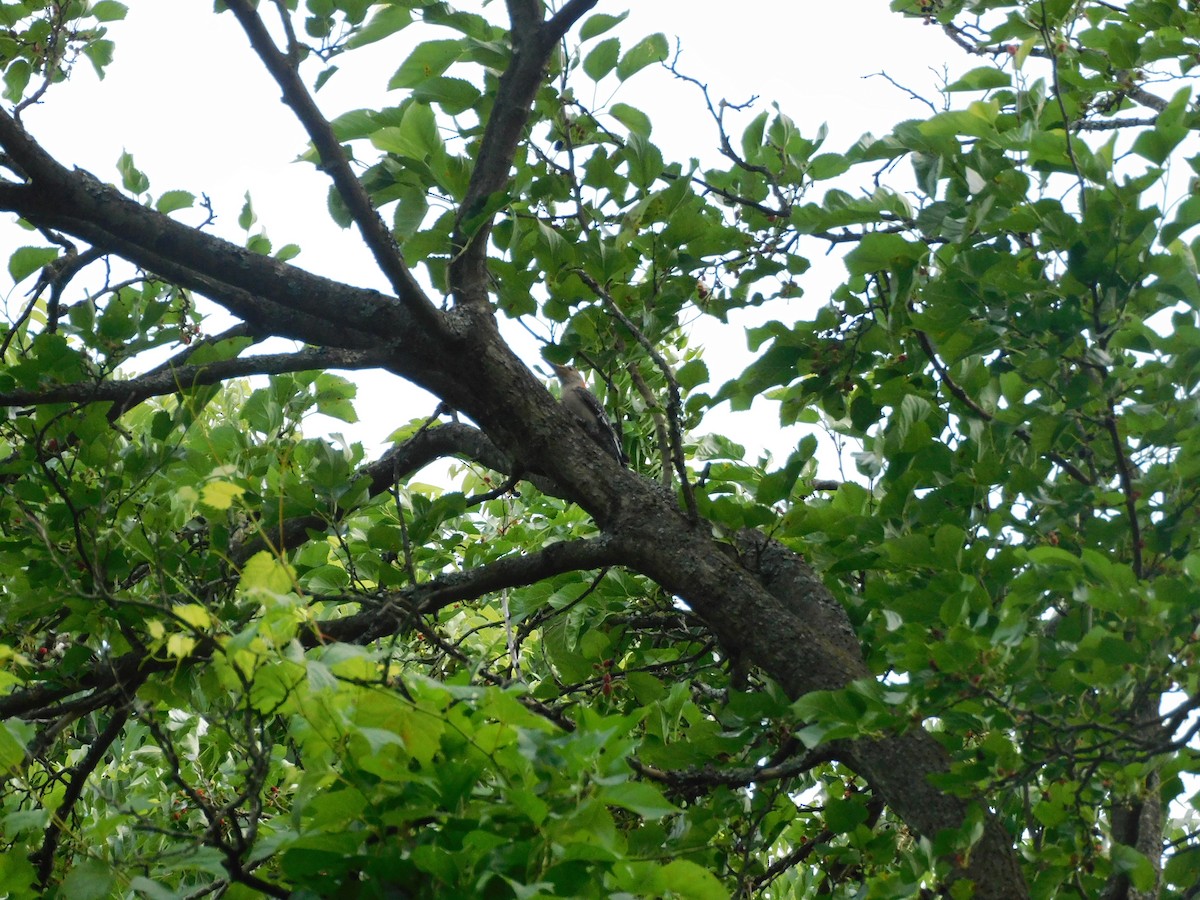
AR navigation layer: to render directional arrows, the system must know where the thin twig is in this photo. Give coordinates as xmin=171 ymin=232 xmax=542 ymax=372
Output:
xmin=33 ymin=699 xmax=138 ymax=889
xmin=223 ymin=0 xmax=441 ymax=331
xmin=575 ymin=270 xmax=697 ymax=521
xmin=916 ymin=329 xmax=1093 ymax=486
xmin=1104 ymin=406 xmax=1143 ymax=579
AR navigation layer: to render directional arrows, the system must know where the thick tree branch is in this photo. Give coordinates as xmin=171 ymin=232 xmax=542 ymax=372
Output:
xmin=610 ymin=525 xmax=1028 ymax=897
xmin=0 ymin=652 xmax=163 ymax=726
xmin=0 ymin=111 xmax=418 ymax=351
xmin=504 ymin=0 xmax=540 ymax=36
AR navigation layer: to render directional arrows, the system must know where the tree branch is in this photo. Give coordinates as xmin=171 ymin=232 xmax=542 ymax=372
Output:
xmin=33 ymin=699 xmax=138 ymax=889
xmin=0 ymin=111 xmax=419 ymax=351
xmin=542 ymin=0 xmax=600 ymax=46
xmin=231 ymin=420 xmax=521 ymax=564
xmin=315 ymin=533 xmax=624 ymax=644
xmin=222 ymin=0 xmax=444 ymax=334
xmin=0 ymin=346 xmax=391 ymax=413
xmin=449 ymin=1 xmax=597 ymax=305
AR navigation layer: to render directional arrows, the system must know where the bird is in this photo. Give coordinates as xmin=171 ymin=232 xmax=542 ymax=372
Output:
xmin=551 ymin=363 xmax=627 ymax=465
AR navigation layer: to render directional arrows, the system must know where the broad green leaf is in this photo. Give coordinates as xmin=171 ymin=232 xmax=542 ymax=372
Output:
xmin=616 ymin=33 xmax=668 ymax=81
xmin=583 ymin=36 xmax=619 ymax=81
xmin=91 ymin=1 xmax=128 ymax=21
xmin=116 ymin=150 xmax=149 ymax=194
xmin=843 ymin=232 xmax=927 ymax=275
xmin=659 ymin=860 xmax=729 ymax=900
xmin=200 ymin=480 xmax=246 ymax=511
xmin=579 ymin=11 xmax=628 ymax=41
xmin=155 ymin=190 xmax=195 ymax=213
xmin=7 ymin=246 xmax=57 ymax=284
xmin=389 ymin=38 xmax=465 ymax=89
xmin=60 ymin=860 xmax=115 ymax=900
xmin=347 ymin=4 xmax=412 ymax=48
xmin=610 ymin=102 xmax=652 ymax=139
xmin=238 ymin=192 xmax=257 ymax=230
xmin=599 ymin=781 xmax=679 ymax=819
xmin=0 ymin=721 xmax=27 ymax=774
xmin=945 ymin=66 xmax=1012 ymax=91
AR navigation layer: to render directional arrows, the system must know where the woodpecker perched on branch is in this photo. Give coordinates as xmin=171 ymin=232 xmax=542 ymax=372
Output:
xmin=551 ymin=363 xmax=627 ymax=465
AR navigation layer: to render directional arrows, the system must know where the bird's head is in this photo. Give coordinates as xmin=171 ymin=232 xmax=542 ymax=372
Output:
xmin=550 ymin=363 xmax=582 ymax=385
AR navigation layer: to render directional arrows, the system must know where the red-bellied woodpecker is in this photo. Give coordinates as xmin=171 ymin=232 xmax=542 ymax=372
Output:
xmin=551 ymin=363 xmax=627 ymax=465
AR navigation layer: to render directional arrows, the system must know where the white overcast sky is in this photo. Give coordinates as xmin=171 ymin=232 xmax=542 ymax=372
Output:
xmin=9 ymin=2 xmax=957 ymax=465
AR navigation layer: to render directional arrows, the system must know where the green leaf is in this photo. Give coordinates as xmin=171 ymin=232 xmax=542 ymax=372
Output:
xmin=412 ymin=76 xmax=481 ymax=115
xmin=90 ymin=1 xmax=128 ymax=21
xmin=808 ymin=153 xmax=850 ymax=180
xmin=239 ymin=551 xmax=295 ymax=599
xmin=8 ymin=246 xmax=57 ymax=284
xmin=843 ymin=232 xmax=927 ymax=276
xmin=676 ymin=359 xmax=709 ymax=390
xmin=314 ymin=372 xmax=358 ymax=423
xmin=598 ymin=781 xmax=679 ymax=819
xmin=388 ymin=38 xmax=465 ymax=89
xmin=616 ymin=33 xmax=668 ymax=81
xmin=945 ymin=66 xmax=1012 ymax=91
xmin=2 ymin=59 xmax=30 ymax=103
xmin=371 ymin=102 xmax=444 ymax=160
xmin=116 ymin=150 xmax=150 ymax=194
xmin=1132 ymin=120 xmax=1189 ymax=165
xmin=155 ymin=190 xmax=195 ymax=213
xmin=1110 ymin=844 xmax=1157 ymax=891
xmin=579 ymin=11 xmax=628 ymax=41
xmin=741 ymin=110 xmax=768 ymax=159
xmin=610 ymin=102 xmax=652 ymax=139
xmin=392 ymin=183 xmax=430 ymax=239
xmin=328 ymin=108 xmax=379 ymax=141
xmin=583 ymin=37 xmax=619 ymax=81
xmin=238 ymin=192 xmax=257 ymax=230
xmin=0 ymin=720 xmax=27 ymax=774
xmin=82 ymin=38 xmax=116 ymax=80
xmin=658 ymin=860 xmax=729 ymax=900
xmin=201 ymin=481 xmax=246 ymax=512
xmin=347 ymin=4 xmax=412 ymax=48
xmin=0 ymin=850 xmax=36 ymax=896
xmin=825 ymin=794 xmax=870 ymax=832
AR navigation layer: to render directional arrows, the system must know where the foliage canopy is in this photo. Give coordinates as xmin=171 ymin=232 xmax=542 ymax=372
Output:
xmin=2 ymin=0 xmax=1200 ymax=898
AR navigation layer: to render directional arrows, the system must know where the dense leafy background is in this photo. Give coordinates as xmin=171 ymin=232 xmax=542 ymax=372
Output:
xmin=2 ymin=0 xmax=1200 ymax=897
